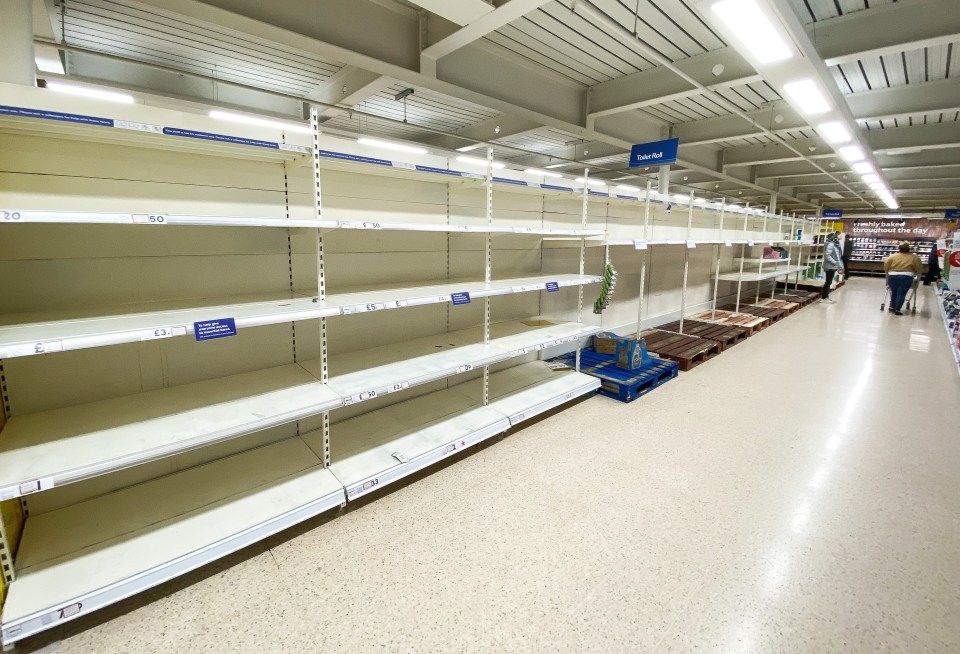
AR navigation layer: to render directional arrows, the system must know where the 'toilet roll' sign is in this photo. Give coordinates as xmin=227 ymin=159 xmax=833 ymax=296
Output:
xmin=629 ymin=138 xmax=680 ymax=167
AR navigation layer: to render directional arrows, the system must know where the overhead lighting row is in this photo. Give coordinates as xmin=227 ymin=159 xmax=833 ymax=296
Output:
xmin=39 ymin=80 xmax=785 ymax=211
xmin=707 ymin=0 xmax=898 ymax=209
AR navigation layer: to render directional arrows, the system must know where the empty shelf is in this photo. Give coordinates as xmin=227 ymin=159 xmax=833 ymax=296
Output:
xmin=0 ymin=275 xmax=600 ymax=358
xmin=0 ymin=209 xmax=329 ymax=228
xmin=0 ymin=438 xmax=345 ymax=644
xmin=322 ymin=321 xmax=600 ymax=404
xmin=0 ymin=364 xmax=342 ymax=500
xmin=713 ymin=266 xmax=807 ymax=282
xmin=320 ymin=362 xmax=599 ymax=500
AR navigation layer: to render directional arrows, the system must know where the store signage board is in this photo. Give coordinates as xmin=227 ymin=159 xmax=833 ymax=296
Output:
xmin=945 ymin=209 xmax=960 ymax=219
xmin=840 ymin=219 xmax=952 ymax=239
xmin=628 ymin=138 xmax=679 ymax=167
xmin=194 ymin=318 xmax=237 ymax=341
xmin=823 ymin=209 xmax=843 ymax=218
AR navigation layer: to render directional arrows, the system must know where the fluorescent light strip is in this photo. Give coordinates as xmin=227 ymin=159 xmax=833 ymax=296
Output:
xmin=524 ymin=168 xmax=563 ymax=178
xmin=456 ymin=144 xmax=484 ymax=152
xmin=357 ymin=137 xmax=427 ymax=155
xmin=868 ymin=182 xmax=885 ymax=191
xmin=711 ymin=0 xmax=792 ymax=64
xmin=852 ymin=162 xmax=874 ymax=174
xmin=544 ymin=163 xmax=569 ymax=169
xmin=783 ymin=79 xmax=830 ymax=116
xmin=861 ymin=174 xmax=880 ymax=184
xmin=46 ymin=81 xmax=134 ymax=104
xmin=456 ymin=155 xmax=505 ymax=169
xmin=818 ymin=121 xmax=851 ymax=144
xmin=838 ymin=145 xmax=865 ymax=162
xmin=616 ymin=184 xmax=640 ymax=192
xmin=208 ymin=110 xmax=311 ymax=134
xmin=575 ymin=177 xmax=607 ymax=187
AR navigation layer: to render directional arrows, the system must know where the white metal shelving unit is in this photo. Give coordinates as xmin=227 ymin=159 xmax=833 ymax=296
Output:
xmin=0 ymin=85 xmax=606 ymax=645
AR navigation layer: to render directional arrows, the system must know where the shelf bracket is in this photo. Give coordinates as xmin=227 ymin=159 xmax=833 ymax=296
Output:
xmin=311 ymin=106 xmax=331 ymax=467
xmin=483 ymin=147 xmax=493 ymax=406
xmin=577 ymin=168 xmax=589 ymax=372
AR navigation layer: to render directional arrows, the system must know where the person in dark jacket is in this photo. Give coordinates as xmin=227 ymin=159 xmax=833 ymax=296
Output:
xmin=821 ymin=232 xmax=843 ymax=303
xmin=924 ymin=245 xmax=941 ymax=285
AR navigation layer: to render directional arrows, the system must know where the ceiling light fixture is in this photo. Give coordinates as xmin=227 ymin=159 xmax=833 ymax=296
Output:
xmin=852 ymin=162 xmax=874 ymax=174
xmin=818 ymin=121 xmax=851 ymax=144
xmin=861 ymin=174 xmax=880 ymax=184
xmin=838 ymin=145 xmax=865 ymax=162
xmin=456 ymin=155 xmax=505 ymax=169
xmin=209 ymin=109 xmax=311 ymax=134
xmin=575 ymin=177 xmax=607 ymax=187
xmin=456 ymin=144 xmax=484 ymax=152
xmin=357 ymin=137 xmax=427 ymax=155
xmin=544 ymin=163 xmax=568 ymax=169
xmin=524 ymin=168 xmax=563 ymax=178
xmin=711 ymin=0 xmax=792 ymax=63
xmin=46 ymin=81 xmax=135 ymax=104
xmin=783 ymin=79 xmax=830 ymax=115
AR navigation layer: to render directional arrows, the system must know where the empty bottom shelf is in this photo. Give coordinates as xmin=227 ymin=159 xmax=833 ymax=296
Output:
xmin=0 ymin=362 xmax=599 ymax=645
xmin=316 ymin=362 xmax=599 ymax=500
xmin=1 ymin=438 xmax=345 ymax=643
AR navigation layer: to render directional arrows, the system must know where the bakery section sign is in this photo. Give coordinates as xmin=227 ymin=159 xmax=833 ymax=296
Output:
xmin=840 ymin=219 xmax=953 ymax=239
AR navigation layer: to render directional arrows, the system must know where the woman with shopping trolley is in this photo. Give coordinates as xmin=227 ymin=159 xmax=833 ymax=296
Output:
xmin=883 ymin=242 xmax=923 ymax=315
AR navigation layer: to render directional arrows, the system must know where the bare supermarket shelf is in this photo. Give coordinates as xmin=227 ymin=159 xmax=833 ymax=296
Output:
xmin=0 ymin=438 xmax=345 ymax=645
xmin=319 ymin=362 xmax=599 ymax=500
xmin=0 ymin=364 xmax=342 ymax=500
xmin=319 ymin=321 xmax=600 ymax=405
xmin=714 ymin=266 xmax=807 ymax=282
xmin=0 ymin=209 xmax=329 ymax=228
xmin=0 ymin=275 xmax=600 ymax=358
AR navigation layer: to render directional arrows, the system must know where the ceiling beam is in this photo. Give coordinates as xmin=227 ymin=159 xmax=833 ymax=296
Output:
xmin=420 ymin=0 xmax=553 ymax=77
xmin=815 ymin=0 xmax=960 ymax=66
xmin=308 ymin=66 xmax=394 ymax=120
xmin=849 ymin=78 xmax=960 ymax=123
xmin=401 ymin=0 xmax=493 ymax=26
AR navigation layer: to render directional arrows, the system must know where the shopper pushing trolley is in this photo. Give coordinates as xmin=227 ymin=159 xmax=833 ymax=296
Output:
xmin=882 ymin=242 xmax=923 ymax=316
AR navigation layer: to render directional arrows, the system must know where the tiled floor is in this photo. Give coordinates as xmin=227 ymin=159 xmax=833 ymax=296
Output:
xmin=17 ymin=279 xmax=960 ymax=653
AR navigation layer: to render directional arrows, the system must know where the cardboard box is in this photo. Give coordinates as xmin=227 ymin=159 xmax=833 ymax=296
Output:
xmin=593 ymin=331 xmax=621 ymax=354
xmin=616 ymin=338 xmax=650 ymax=370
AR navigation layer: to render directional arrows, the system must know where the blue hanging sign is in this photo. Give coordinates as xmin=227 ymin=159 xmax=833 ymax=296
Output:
xmin=545 ymin=282 xmax=560 ymax=292
xmin=194 ymin=318 xmax=237 ymax=341
xmin=451 ymin=292 xmax=471 ymax=305
xmin=628 ymin=138 xmax=680 ymax=167
xmin=945 ymin=209 xmax=960 ymax=219
xmin=823 ymin=209 xmax=843 ymax=218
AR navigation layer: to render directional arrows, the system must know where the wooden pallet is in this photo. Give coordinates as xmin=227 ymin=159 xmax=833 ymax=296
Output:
xmin=553 ymin=349 xmax=678 ymax=403
xmin=720 ymin=303 xmax=787 ymax=323
xmin=774 ymin=291 xmax=818 ymax=307
xmin=656 ymin=319 xmax=748 ymax=351
xmin=750 ymin=298 xmax=800 ymax=314
xmin=688 ymin=310 xmax=769 ymax=336
xmin=639 ymin=329 xmax=721 ymax=371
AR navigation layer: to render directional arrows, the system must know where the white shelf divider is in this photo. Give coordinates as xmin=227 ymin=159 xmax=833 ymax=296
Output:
xmin=0 ymin=438 xmax=346 ymax=644
xmin=0 ymin=274 xmax=600 ymax=358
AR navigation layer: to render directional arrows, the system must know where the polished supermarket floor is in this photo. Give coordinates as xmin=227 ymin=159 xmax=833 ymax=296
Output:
xmin=20 ymin=278 xmax=960 ymax=654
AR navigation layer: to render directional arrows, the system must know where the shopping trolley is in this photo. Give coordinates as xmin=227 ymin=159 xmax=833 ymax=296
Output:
xmin=880 ymin=274 xmax=919 ymax=314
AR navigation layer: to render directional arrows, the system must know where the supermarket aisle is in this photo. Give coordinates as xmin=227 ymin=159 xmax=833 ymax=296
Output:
xmin=21 ymin=278 xmax=960 ymax=654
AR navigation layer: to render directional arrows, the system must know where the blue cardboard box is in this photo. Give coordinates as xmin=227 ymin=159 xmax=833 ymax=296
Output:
xmin=616 ymin=337 xmax=650 ymax=370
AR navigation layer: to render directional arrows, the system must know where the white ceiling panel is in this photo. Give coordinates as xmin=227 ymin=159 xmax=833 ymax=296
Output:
xmin=62 ymin=0 xmax=344 ymax=95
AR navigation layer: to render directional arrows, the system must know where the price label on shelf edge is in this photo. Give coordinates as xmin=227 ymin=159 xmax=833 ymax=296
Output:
xmin=132 ymin=214 xmax=168 ymax=225
xmin=2 ymin=210 xmax=23 ymax=222
xmin=32 ymin=340 xmax=63 ymax=355
xmin=141 ymin=325 xmax=187 ymax=341
xmin=455 ymin=363 xmax=474 ymax=374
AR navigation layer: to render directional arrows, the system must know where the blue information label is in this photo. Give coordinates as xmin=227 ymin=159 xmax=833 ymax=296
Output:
xmin=0 ymin=104 xmax=114 ymax=127
xmin=629 ymin=138 xmax=680 ymax=167
xmin=823 ymin=209 xmax=843 ymax=218
xmin=194 ymin=318 xmax=237 ymax=341
xmin=546 ymin=282 xmax=560 ymax=292
xmin=163 ymin=127 xmax=279 ymax=150
xmin=945 ymin=209 xmax=960 ymax=219
xmin=451 ymin=292 xmax=471 ymax=305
